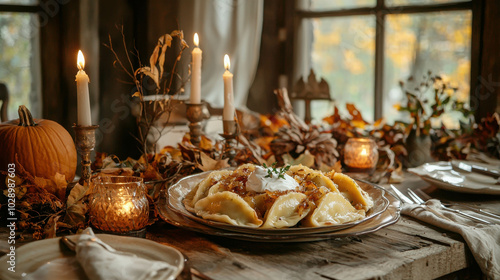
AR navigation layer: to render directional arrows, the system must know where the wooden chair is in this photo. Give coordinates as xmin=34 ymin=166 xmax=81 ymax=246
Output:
xmin=291 ymin=69 xmax=331 ymax=124
xmin=0 ymin=83 xmax=8 ymax=122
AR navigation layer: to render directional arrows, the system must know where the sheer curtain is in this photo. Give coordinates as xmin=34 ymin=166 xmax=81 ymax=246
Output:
xmin=179 ymin=0 xmax=264 ymax=109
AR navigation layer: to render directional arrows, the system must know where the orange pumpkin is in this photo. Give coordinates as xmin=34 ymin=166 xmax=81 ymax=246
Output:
xmin=0 ymin=106 xmax=77 ymax=184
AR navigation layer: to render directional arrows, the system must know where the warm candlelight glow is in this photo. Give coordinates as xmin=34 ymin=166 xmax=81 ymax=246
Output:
xmin=222 ymin=54 xmax=234 ymax=121
xmin=190 ymin=33 xmax=202 ymax=104
xmin=344 ymin=138 xmax=379 ymax=171
xmin=89 ymin=176 xmax=149 ymax=233
xmin=76 ymin=49 xmax=91 ymax=126
xmin=224 ymin=54 xmax=230 ymax=70
xmin=77 ymin=50 xmax=85 ymax=70
xmin=194 ymin=33 xmax=199 ymax=47
xmin=122 ymin=201 xmax=134 ymax=214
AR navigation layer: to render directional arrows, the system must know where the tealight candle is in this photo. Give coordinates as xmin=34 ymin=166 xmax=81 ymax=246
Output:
xmin=89 ymin=176 xmax=149 ymax=236
xmin=344 ymin=138 xmax=379 ymax=172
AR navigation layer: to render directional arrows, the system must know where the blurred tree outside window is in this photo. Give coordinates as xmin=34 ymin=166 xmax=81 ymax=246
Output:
xmin=0 ymin=0 xmax=41 ymax=121
xmin=296 ymin=0 xmax=472 ymax=127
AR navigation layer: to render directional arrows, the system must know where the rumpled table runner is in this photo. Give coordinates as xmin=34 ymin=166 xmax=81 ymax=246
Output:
xmin=402 ymin=199 xmax=500 ymax=279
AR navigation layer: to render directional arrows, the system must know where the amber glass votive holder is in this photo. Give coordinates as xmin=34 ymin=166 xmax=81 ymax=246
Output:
xmin=89 ymin=176 xmax=149 ymax=237
xmin=344 ymin=138 xmax=379 ymax=173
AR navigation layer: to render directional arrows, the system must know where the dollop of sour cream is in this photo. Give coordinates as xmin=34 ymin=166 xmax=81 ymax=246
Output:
xmin=246 ymin=166 xmax=301 ymax=193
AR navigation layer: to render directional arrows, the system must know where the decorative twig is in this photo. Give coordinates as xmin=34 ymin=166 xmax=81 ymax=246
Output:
xmin=105 ymin=27 xmax=190 ymax=160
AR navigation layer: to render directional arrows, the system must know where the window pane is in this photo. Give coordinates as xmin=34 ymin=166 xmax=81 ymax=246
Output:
xmin=298 ymin=0 xmax=375 ymax=11
xmin=383 ymin=11 xmax=471 ymax=128
xmin=0 ymin=0 xmax=38 ymax=5
xmin=386 ymin=0 xmax=469 ymax=6
xmin=0 ymin=12 xmax=41 ymax=120
xmin=299 ymin=16 xmax=376 ymax=122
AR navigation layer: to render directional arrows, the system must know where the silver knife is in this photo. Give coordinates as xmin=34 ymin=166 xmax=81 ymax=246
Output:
xmin=390 ymin=185 xmax=413 ymax=204
xmin=451 ymin=160 xmax=500 ymax=178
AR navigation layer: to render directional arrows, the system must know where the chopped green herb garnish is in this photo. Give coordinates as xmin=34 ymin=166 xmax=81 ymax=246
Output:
xmin=263 ymin=163 xmax=291 ymax=180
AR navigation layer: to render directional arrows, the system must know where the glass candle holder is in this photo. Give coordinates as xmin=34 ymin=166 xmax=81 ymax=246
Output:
xmin=89 ymin=176 xmax=149 ymax=236
xmin=344 ymin=138 xmax=379 ymax=172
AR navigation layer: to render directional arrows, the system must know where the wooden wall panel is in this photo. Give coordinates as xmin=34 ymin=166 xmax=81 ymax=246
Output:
xmin=40 ymin=0 xmax=79 ymax=128
xmin=474 ymin=0 xmax=500 ymax=120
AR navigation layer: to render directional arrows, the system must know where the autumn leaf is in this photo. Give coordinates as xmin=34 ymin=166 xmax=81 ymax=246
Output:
xmin=160 ymin=146 xmax=183 ymax=162
xmin=346 ymin=103 xmax=367 ymax=124
xmin=136 ymin=66 xmax=159 ymax=88
xmin=33 ymin=176 xmax=67 ymax=200
xmin=52 ymin=173 xmax=68 ymax=200
xmin=197 ymin=152 xmax=230 ymax=172
xmin=282 ymin=151 xmax=315 ymax=168
xmin=2 ymin=185 xmax=27 ymax=199
xmin=63 ymin=182 xmax=90 ymax=227
xmin=158 ymin=34 xmax=173 ymax=77
xmin=64 ymin=202 xmax=88 ymax=227
xmin=141 ymin=164 xmax=163 ymax=181
xmin=199 ymin=135 xmax=214 ymax=151
xmin=149 ymin=44 xmax=160 ymax=73
xmin=43 ymin=215 xmax=60 ymax=239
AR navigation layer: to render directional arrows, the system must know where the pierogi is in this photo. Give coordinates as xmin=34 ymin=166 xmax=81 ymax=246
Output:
xmin=183 ymin=164 xmax=374 ymax=229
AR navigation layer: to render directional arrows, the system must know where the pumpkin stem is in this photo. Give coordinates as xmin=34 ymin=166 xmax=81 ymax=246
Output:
xmin=18 ymin=105 xmax=37 ymax=127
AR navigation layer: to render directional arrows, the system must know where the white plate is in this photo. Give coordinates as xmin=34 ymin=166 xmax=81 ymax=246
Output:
xmin=158 ymin=187 xmax=400 ymax=242
xmin=0 ymin=234 xmax=184 ymax=280
xmin=408 ymin=161 xmax=500 ymax=195
xmin=164 ymin=171 xmax=391 ymax=236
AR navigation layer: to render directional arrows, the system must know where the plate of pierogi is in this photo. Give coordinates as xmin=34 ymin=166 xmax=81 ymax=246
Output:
xmin=163 ymin=164 xmax=396 ymax=237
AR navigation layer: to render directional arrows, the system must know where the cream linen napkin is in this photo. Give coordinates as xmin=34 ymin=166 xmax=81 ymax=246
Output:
xmin=402 ymin=199 xmax=500 ymax=280
xmin=76 ymin=228 xmax=177 ymax=280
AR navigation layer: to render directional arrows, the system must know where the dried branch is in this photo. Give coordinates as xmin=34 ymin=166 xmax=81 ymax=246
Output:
xmin=106 ymin=27 xmax=190 ymax=159
xmin=104 ymin=34 xmax=134 ymax=79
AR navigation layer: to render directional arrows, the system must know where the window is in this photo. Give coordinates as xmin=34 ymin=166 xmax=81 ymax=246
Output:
xmin=0 ymin=0 xmax=41 ymax=120
xmin=295 ymin=0 xmax=474 ymax=127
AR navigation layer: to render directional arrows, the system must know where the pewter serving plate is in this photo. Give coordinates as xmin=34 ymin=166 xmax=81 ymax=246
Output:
xmin=167 ymin=171 xmax=389 ymax=235
xmin=158 ymin=185 xmax=400 ymax=242
xmin=158 ymin=171 xmax=396 ymax=240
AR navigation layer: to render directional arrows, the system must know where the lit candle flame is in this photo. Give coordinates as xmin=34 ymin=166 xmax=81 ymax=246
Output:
xmin=224 ymin=54 xmax=230 ymax=71
xmin=77 ymin=50 xmax=85 ymax=70
xmin=360 ymin=148 xmax=367 ymax=156
xmin=122 ymin=201 xmax=134 ymax=214
xmin=194 ymin=33 xmax=199 ymax=47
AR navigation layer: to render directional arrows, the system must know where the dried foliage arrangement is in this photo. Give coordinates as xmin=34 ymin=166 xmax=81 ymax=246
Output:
xmin=395 ymin=71 xmax=473 ymax=136
xmin=432 ymin=113 xmax=500 ymax=161
xmin=105 ymin=26 xmax=190 ymax=156
xmin=267 ymin=88 xmax=340 ymax=171
xmin=1 ymin=159 xmax=79 ymax=240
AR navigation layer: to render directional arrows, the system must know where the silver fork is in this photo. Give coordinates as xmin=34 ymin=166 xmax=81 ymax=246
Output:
xmin=407 ymin=189 xmax=492 ymax=225
xmin=415 ymin=189 xmax=500 ymax=222
xmin=390 ymin=185 xmax=452 ymax=221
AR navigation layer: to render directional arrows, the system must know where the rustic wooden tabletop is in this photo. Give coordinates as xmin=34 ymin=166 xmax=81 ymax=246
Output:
xmin=1 ymin=172 xmax=497 ymax=279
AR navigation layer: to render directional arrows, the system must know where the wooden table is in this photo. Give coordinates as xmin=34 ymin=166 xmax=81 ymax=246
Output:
xmin=1 ymin=172 xmax=497 ymax=279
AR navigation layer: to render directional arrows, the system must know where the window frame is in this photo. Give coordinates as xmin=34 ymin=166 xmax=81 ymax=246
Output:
xmin=0 ymin=2 xmax=41 ymax=119
xmin=292 ymin=0 xmax=480 ymax=121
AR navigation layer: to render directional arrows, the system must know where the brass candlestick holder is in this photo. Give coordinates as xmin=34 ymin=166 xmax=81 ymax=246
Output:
xmin=73 ymin=124 xmax=99 ymax=185
xmin=221 ymin=120 xmax=239 ymax=164
xmin=186 ymin=102 xmax=209 ymax=146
